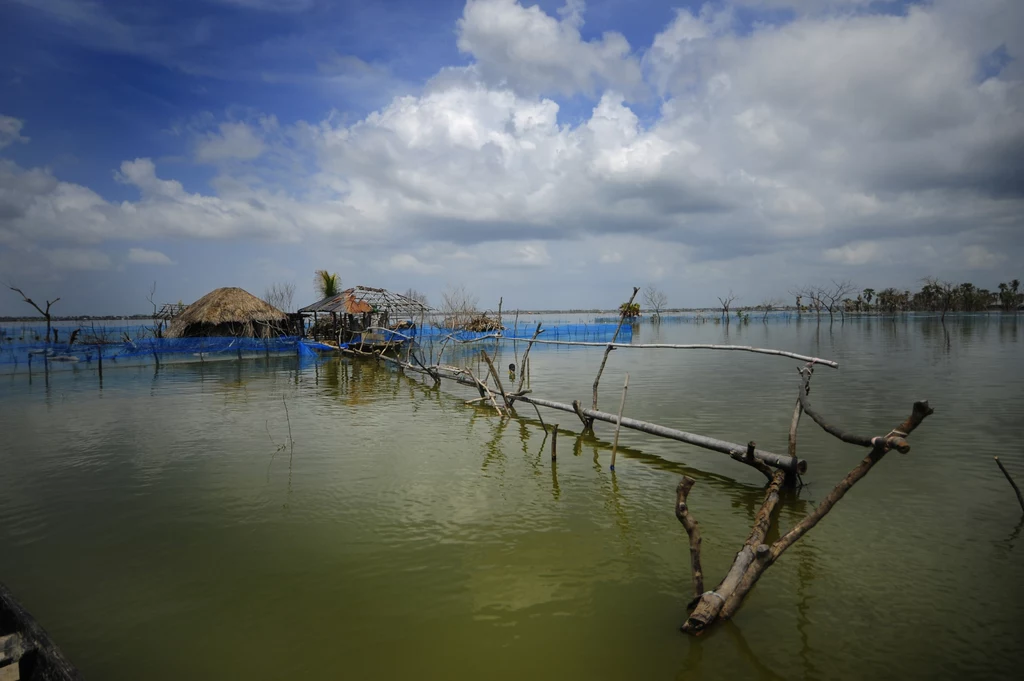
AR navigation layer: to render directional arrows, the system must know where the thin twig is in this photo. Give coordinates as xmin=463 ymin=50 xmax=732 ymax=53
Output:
xmin=995 ymin=457 xmax=1024 ymax=513
xmin=282 ymin=395 xmax=294 ymax=464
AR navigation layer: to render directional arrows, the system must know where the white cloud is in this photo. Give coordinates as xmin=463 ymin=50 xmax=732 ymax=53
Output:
xmin=195 ymin=120 xmax=270 ymax=162
xmin=457 ymin=0 xmax=643 ymax=97
xmin=0 ymin=115 xmax=29 ymax=149
xmin=2 ymin=0 xmax=1023 ymax=301
xmin=127 ymin=247 xmax=175 ymax=265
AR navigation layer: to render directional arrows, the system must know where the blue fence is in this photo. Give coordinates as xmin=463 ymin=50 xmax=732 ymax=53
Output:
xmin=0 ymin=320 xmax=633 ymax=374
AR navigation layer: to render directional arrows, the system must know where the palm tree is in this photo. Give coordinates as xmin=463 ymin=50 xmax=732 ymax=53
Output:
xmin=619 ymin=301 xmax=641 ymax=318
xmin=314 ymin=270 xmax=340 ymax=299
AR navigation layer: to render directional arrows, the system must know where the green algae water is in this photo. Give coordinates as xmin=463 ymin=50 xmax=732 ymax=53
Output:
xmin=1 ymin=315 xmax=1022 ymax=680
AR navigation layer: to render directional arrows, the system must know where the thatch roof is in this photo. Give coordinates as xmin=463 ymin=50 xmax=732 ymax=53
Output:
xmin=167 ymin=287 xmax=287 ymax=338
xmin=298 ymin=285 xmax=432 ymax=318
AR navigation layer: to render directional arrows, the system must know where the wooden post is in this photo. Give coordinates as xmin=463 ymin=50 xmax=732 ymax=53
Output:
xmin=610 ymin=373 xmax=629 ymax=471
xmin=592 ymin=286 xmax=639 ymax=412
xmin=551 ymin=425 xmax=558 ymax=460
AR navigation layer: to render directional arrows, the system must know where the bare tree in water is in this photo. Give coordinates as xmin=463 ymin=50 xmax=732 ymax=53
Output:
xmin=5 ymin=283 xmax=60 ymax=343
xmin=643 ymin=284 xmax=668 ymax=321
xmin=718 ymin=290 xmax=738 ymax=323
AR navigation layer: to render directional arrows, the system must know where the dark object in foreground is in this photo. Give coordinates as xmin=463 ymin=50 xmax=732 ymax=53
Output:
xmin=0 ymin=582 xmax=83 ymax=680
xmin=675 ymin=363 xmax=934 ymax=634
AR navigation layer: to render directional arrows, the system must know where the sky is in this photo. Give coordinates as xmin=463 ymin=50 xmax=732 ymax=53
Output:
xmin=0 ymin=0 xmax=1021 ymax=315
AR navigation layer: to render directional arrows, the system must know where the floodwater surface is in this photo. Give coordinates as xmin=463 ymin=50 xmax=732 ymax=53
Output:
xmin=1 ymin=315 xmax=1022 ymax=680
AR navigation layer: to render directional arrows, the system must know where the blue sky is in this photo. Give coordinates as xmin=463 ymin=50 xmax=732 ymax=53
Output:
xmin=1 ymin=0 xmax=1021 ymax=314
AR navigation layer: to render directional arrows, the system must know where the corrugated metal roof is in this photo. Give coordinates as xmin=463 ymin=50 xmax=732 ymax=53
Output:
xmin=298 ymin=286 xmax=432 ymax=317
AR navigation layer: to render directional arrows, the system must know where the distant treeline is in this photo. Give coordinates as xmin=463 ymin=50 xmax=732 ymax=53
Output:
xmin=790 ymin=278 xmax=1022 ymax=316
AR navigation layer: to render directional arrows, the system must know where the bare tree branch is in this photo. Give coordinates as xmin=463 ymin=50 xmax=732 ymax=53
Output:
xmin=643 ymin=284 xmax=668 ymax=321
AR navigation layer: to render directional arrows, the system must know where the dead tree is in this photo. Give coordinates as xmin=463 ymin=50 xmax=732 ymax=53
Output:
xmin=5 ymin=284 xmax=60 ymax=343
xmin=759 ymin=297 xmax=783 ymax=323
xmin=718 ymin=291 xmax=738 ymax=322
xmin=820 ymin=279 xmax=856 ymax=323
xmin=676 ymin=365 xmax=933 ymax=634
xmin=644 ymin=284 xmax=668 ymax=321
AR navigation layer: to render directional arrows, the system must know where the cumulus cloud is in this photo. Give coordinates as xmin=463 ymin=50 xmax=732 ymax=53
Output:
xmin=2 ymin=0 xmax=1022 ymax=301
xmin=457 ymin=0 xmax=643 ymax=97
xmin=127 ymin=247 xmax=175 ymax=265
xmin=194 ymin=120 xmax=269 ymax=162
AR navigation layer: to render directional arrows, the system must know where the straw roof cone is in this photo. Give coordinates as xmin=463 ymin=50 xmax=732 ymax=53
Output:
xmin=167 ymin=287 xmax=288 ymax=338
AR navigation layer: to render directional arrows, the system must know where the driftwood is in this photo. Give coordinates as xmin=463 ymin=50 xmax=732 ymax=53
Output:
xmin=480 ymin=349 xmax=511 ymax=412
xmin=675 ymin=477 xmax=704 ymax=603
xmin=517 ymin=395 xmax=805 ymax=473
xmin=994 ymin=457 xmax=1024 ymax=513
xmin=496 ymin=337 xmax=839 ymax=368
xmin=678 ymin=389 xmax=934 ymax=634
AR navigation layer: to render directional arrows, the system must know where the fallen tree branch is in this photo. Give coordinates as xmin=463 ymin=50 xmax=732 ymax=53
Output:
xmin=481 ymin=349 xmax=512 ymax=411
xmin=679 ymin=399 xmax=934 ymax=634
xmin=496 ymin=338 xmax=839 ymax=368
xmin=675 ymin=476 xmax=704 ymax=604
xmin=995 ymin=456 xmax=1024 ymax=513
xmin=798 ymin=367 xmax=913 ymax=453
xmin=682 ymin=469 xmax=786 ymax=633
xmin=519 ymin=395 xmax=805 ymax=473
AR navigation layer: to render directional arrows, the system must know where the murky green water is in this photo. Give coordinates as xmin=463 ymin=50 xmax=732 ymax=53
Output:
xmin=2 ymin=315 xmax=1022 ymax=680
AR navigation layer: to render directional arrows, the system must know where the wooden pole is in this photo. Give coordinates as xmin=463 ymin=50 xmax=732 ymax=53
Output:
xmin=994 ymin=456 xmax=1024 ymax=513
xmin=592 ymin=286 xmax=639 ymax=412
xmin=519 ymin=395 xmax=805 ymax=473
xmin=610 ymin=373 xmax=629 ymax=471
xmin=454 ymin=335 xmax=839 ymax=368
xmin=513 ymin=323 xmax=543 ymax=397
xmin=551 ymin=425 xmax=558 ymax=460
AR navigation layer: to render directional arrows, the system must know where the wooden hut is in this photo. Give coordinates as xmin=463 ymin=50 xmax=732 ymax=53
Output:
xmin=167 ymin=287 xmax=288 ymax=338
xmin=298 ymin=286 xmax=432 ymax=346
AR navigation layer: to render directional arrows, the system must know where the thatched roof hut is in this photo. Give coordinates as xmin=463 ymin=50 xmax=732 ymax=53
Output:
xmin=167 ymin=287 xmax=288 ymax=338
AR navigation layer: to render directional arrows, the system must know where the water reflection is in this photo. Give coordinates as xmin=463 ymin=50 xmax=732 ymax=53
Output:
xmin=1 ymin=315 xmax=1021 ymax=681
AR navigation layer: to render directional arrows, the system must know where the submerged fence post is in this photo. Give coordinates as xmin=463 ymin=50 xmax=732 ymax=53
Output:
xmin=551 ymin=425 xmax=559 ymax=460
xmin=610 ymin=373 xmax=630 ymax=471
